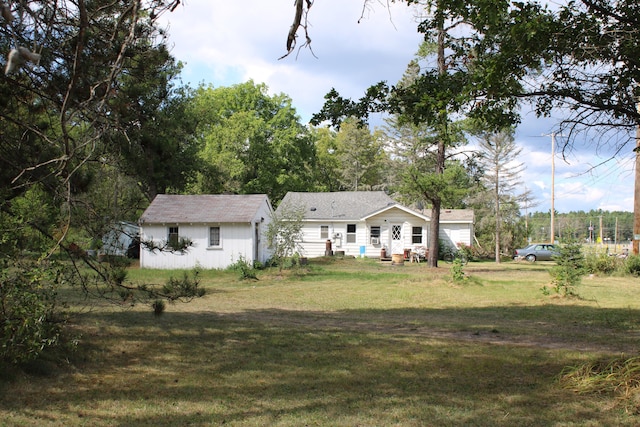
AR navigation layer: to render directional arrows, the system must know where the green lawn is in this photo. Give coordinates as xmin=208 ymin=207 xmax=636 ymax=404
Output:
xmin=2 ymin=258 xmax=640 ymax=426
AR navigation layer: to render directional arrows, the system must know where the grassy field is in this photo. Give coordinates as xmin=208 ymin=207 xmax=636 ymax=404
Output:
xmin=2 ymin=257 xmax=640 ymax=426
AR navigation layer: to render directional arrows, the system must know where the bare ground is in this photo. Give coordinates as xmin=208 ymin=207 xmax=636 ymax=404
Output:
xmin=212 ymin=308 xmax=640 ymax=355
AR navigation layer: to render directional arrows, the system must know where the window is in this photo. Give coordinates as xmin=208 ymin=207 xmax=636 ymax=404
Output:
xmin=168 ymin=226 xmax=179 ymax=247
xmin=346 ymin=224 xmax=356 ymax=243
xmin=392 ymin=225 xmax=401 ymax=241
xmin=320 ymin=225 xmax=329 ymax=239
xmin=370 ymin=226 xmax=381 ymax=244
xmin=412 ymin=226 xmax=423 ymax=244
xmin=209 ymin=226 xmax=221 ymax=247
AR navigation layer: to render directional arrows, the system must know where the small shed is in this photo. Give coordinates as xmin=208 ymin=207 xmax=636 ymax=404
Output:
xmin=101 ymin=221 xmax=140 ymax=258
xmin=138 ymin=194 xmax=273 ymax=269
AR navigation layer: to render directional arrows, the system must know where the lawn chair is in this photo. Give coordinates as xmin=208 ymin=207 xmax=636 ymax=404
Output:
xmin=411 ymin=246 xmax=427 ymax=263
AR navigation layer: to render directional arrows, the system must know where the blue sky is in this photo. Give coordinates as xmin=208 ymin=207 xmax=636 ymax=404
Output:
xmin=158 ymin=1 xmax=636 ymax=214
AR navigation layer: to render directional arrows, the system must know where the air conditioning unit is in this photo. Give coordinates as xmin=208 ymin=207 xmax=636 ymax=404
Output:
xmin=371 ymin=237 xmax=380 ymax=245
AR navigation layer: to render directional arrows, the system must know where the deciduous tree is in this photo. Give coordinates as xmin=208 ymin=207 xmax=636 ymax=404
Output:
xmin=190 ymin=81 xmax=317 ymax=202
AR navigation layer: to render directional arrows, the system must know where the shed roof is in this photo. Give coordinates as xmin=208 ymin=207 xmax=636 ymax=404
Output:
xmin=437 ymin=209 xmax=474 ymax=223
xmin=139 ymin=194 xmax=270 ymax=224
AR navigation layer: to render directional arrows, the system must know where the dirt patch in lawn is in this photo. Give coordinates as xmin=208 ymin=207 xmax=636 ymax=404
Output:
xmin=216 ymin=308 xmax=639 ymax=355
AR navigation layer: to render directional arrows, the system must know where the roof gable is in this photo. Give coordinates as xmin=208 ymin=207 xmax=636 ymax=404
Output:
xmin=438 ymin=209 xmax=474 ymax=223
xmin=362 ymin=203 xmax=430 ymax=221
xmin=139 ymin=194 xmax=271 ymax=224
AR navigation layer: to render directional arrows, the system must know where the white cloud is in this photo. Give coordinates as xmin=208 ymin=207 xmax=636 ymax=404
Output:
xmin=160 ymin=1 xmax=423 ymax=119
xmin=532 ymin=180 xmax=547 ymax=191
xmin=158 ymin=1 xmax=635 ymax=213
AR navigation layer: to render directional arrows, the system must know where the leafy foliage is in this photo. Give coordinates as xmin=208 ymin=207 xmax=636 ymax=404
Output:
xmin=333 ymin=117 xmax=389 ymax=191
xmin=450 ymin=258 xmax=465 ymax=283
xmin=583 ymin=251 xmax=622 ymax=276
xmin=0 ymin=260 xmax=66 ymax=364
xmin=229 ymin=255 xmax=259 ymax=280
xmin=189 ymin=81 xmax=317 ymax=201
xmin=624 ymin=255 xmax=640 ymax=277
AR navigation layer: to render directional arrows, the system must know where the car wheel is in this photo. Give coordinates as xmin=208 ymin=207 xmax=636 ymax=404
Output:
xmin=525 ymin=254 xmax=536 ymax=262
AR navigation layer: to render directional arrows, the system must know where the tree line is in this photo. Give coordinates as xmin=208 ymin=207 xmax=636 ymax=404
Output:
xmin=526 ymin=211 xmax=635 ymax=245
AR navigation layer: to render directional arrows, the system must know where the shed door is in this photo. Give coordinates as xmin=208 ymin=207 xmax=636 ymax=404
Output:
xmin=254 ymin=223 xmax=260 ymax=262
xmin=390 ymin=224 xmax=403 ymax=254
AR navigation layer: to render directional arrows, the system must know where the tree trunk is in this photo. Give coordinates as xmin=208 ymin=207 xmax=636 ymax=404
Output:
xmin=427 ymin=135 xmax=447 ymax=267
xmin=495 ymin=180 xmax=501 ymax=263
xmin=426 ymin=20 xmax=447 ymax=268
xmin=429 ymin=199 xmax=441 ymax=268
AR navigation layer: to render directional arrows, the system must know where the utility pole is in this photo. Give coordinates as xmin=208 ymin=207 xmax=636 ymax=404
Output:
xmin=544 ymin=132 xmax=557 ymax=244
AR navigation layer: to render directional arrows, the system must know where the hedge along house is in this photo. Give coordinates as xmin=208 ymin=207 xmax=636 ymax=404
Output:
xmin=138 ymin=194 xmax=273 ymax=269
xmin=278 ymin=191 xmax=474 ymax=259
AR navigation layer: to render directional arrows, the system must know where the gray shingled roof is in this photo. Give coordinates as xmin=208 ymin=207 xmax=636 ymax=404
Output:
xmin=439 ymin=209 xmax=474 ymax=223
xmin=279 ymin=191 xmax=474 ymax=223
xmin=139 ymin=194 xmax=270 ymax=224
xmin=278 ymin=191 xmax=396 ymax=220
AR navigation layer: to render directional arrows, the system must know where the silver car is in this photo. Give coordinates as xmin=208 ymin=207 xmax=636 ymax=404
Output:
xmin=514 ymin=243 xmax=558 ymax=262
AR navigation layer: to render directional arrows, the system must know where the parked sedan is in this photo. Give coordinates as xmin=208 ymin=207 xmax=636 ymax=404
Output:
xmin=514 ymin=243 xmax=558 ymax=262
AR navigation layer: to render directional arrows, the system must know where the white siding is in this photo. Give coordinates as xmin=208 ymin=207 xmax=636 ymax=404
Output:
xmin=253 ymin=200 xmax=273 ymax=264
xmin=366 ymin=210 xmax=429 ymax=257
xmin=139 ymin=197 xmax=273 ymax=270
xmin=439 ymin=223 xmax=473 ymax=249
xmin=141 ymin=223 xmax=258 ymax=269
xmin=297 ymin=207 xmax=433 ymax=259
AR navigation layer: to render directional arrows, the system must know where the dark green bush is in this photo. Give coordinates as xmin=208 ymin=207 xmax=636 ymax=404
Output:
xmin=625 ymin=255 xmax=640 ymax=277
xmin=152 ymin=299 xmax=166 ymax=316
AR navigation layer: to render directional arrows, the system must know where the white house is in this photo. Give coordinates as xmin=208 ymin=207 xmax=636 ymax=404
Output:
xmin=277 ymin=191 xmax=474 ymax=259
xmin=138 ymin=194 xmax=273 ymax=269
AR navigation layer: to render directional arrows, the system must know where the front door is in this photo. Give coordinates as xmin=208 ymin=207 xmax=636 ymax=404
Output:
xmin=390 ymin=224 xmax=403 ymax=254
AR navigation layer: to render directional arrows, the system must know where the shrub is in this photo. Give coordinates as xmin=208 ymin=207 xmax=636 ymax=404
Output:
xmin=152 ymin=299 xmax=166 ymax=316
xmin=229 ymin=255 xmax=258 ymax=280
xmin=583 ymin=252 xmax=619 ymax=275
xmin=625 ymin=255 xmax=640 ymax=277
xmin=456 ymin=242 xmax=473 ymax=263
xmin=450 ymin=258 xmax=465 ymax=283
